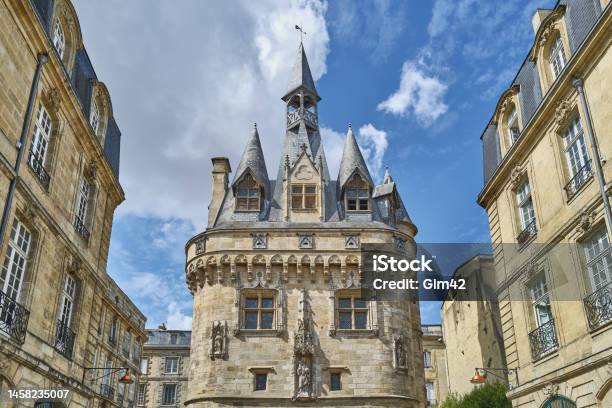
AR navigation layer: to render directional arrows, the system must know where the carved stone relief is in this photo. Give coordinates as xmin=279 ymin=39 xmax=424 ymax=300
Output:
xmin=209 ymin=320 xmax=228 ymax=360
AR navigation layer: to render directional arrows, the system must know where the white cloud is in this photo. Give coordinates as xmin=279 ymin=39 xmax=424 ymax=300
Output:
xmin=73 ymin=0 xmax=330 ymax=229
xmin=357 ymin=124 xmax=388 ymax=180
xmin=377 ymin=61 xmax=448 ymax=126
xmin=166 ymin=301 xmax=193 ymax=330
xmin=320 ymin=126 xmax=345 ymax=178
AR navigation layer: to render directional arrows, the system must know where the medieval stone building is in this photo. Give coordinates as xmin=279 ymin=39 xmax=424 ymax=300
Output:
xmin=184 ymin=43 xmax=424 ymax=407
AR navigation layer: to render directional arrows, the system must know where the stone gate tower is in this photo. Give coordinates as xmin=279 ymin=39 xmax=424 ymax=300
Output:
xmin=185 ymin=42 xmax=425 ymax=407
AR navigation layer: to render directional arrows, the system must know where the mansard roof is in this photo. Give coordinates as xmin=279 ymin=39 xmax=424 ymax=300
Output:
xmin=232 ymin=123 xmax=269 ymax=195
xmin=337 ymin=125 xmax=374 ymax=193
xmin=282 ymin=42 xmax=320 ymax=102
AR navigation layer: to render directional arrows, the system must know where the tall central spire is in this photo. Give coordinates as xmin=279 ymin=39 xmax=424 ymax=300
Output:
xmin=282 ymin=42 xmax=320 ymax=102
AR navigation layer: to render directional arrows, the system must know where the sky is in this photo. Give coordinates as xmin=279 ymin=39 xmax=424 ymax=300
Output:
xmin=72 ymin=0 xmax=555 ymax=328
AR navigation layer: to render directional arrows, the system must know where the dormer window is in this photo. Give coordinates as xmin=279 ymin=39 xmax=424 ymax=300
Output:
xmin=346 ymin=174 xmax=369 ymax=211
xmin=507 ymin=107 xmax=520 ymax=146
xmin=52 ymin=20 xmax=65 ymax=59
xmin=236 ymin=174 xmax=260 ymax=211
xmin=291 ymin=184 xmax=317 ymax=210
xmin=549 ymin=35 xmax=566 ymax=79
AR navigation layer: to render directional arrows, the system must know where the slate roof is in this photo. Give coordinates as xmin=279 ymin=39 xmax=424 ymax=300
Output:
xmin=337 ymin=125 xmax=374 ymax=194
xmin=232 ymin=123 xmax=270 ymax=198
xmin=283 ymin=42 xmax=320 ymax=101
xmin=212 ymin=43 xmax=413 ymax=231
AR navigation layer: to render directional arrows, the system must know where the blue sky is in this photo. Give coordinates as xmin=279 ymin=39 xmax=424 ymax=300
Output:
xmin=73 ymin=0 xmax=554 ymax=328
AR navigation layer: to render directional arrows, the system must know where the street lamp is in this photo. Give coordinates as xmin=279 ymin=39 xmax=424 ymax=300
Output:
xmin=470 ymin=367 xmax=519 ymax=387
xmin=82 ymin=367 xmax=134 ymax=386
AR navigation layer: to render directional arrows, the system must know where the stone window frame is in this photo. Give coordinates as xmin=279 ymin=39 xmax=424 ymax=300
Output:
xmin=573 ymin=220 xmax=612 ymax=297
xmin=291 ymin=183 xmax=318 ymax=211
xmin=51 ymin=0 xmax=83 ymax=73
xmin=507 ymin=166 xmax=539 ymax=248
xmin=344 ymin=173 xmax=370 ymax=212
xmin=329 ymin=288 xmax=379 ymax=337
xmin=136 ymin=383 xmax=146 ymax=406
xmin=492 ymin=85 xmax=522 ymax=156
xmin=89 ymin=81 xmax=112 ymax=145
xmin=234 ymin=173 xmax=262 ymax=212
xmin=234 ymin=286 xmax=285 ymax=337
xmin=531 ymin=5 xmax=571 ymax=94
xmin=160 ymin=382 xmax=179 ymax=406
xmin=249 ymin=367 xmax=275 ymax=392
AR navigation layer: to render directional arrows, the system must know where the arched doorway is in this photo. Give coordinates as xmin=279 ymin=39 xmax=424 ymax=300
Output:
xmin=542 ymin=396 xmax=576 ymax=408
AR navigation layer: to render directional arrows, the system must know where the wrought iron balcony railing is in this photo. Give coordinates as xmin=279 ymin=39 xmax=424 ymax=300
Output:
xmin=74 ymin=216 xmax=90 ymax=241
xmin=99 ymin=383 xmax=115 ymax=400
xmin=584 ymin=281 xmax=612 ymax=330
xmin=54 ymin=319 xmax=76 ymax=359
xmin=0 ymin=289 xmax=30 ymax=343
xmin=528 ymin=319 xmax=558 ymax=360
xmin=287 ymin=107 xmax=318 ymax=129
xmin=564 ymin=160 xmax=592 ymax=200
xmin=28 ymin=150 xmax=51 ymax=190
xmin=517 ymin=219 xmax=537 ymax=246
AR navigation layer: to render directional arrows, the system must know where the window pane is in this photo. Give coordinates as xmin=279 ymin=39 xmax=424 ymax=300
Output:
xmin=330 ymin=373 xmax=342 ymax=391
xmin=347 ymin=199 xmax=357 ymax=211
xmin=245 ymin=298 xmax=258 ymax=308
xmin=292 ymin=196 xmax=303 ymax=209
xmin=260 ymin=312 xmax=274 ymax=329
xmin=305 ymin=195 xmax=316 ymax=209
xmin=338 ymin=312 xmax=352 ymax=329
xmin=305 ymin=186 xmax=316 ymax=194
xmin=237 ymin=189 xmax=248 ymax=197
xmin=353 ymin=298 xmax=367 ymax=308
xmin=255 ymin=373 xmax=267 ymax=391
xmin=338 ymin=298 xmax=351 ymax=308
xmin=261 ymin=298 xmax=274 ymax=308
xmin=347 ymin=190 xmax=357 ymax=198
xmin=248 ymin=189 xmax=259 ymax=198
xmin=355 ymin=311 xmax=368 ymax=329
xmin=358 ymin=189 xmax=368 ymax=198
xmin=359 ymin=200 xmax=369 ymax=211
xmin=245 ymin=312 xmax=258 ymax=329
xmin=292 ymin=185 xmax=302 ymax=194
xmin=236 ymin=198 xmax=248 ymax=210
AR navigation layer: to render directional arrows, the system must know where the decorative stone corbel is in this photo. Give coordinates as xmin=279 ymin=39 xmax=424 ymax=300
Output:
xmin=543 ymin=382 xmax=559 ymax=398
xmin=509 ymin=164 xmax=527 ymax=190
xmin=43 ymin=87 xmax=61 ymax=113
xmin=85 ymin=160 xmax=98 ymax=180
xmin=554 ymin=98 xmax=573 ymax=128
xmin=574 ymin=209 xmax=597 ymax=236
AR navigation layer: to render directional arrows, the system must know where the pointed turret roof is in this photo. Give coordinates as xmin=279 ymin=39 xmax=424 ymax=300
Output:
xmin=282 ymin=42 xmax=320 ymax=102
xmin=337 ymin=124 xmax=373 ymax=192
xmin=232 ymin=123 xmax=269 ymax=194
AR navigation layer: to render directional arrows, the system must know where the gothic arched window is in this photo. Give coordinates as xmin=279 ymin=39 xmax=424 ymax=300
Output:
xmin=346 ymin=174 xmax=369 ymax=211
xmin=235 ymin=174 xmax=260 ymax=211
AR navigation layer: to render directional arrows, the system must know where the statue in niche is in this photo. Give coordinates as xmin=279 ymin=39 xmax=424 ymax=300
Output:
xmin=209 ymin=320 xmax=227 ymax=360
xmin=296 ymin=358 xmax=311 ymax=396
xmin=394 ymin=335 xmax=408 ymax=369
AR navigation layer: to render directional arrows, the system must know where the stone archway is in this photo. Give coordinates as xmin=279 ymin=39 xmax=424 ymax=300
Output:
xmin=541 ymin=396 xmax=576 ymax=408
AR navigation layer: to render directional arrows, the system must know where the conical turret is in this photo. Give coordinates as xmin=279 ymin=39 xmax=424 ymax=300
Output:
xmin=337 ymin=124 xmax=373 ymax=192
xmin=232 ymin=123 xmax=269 ymax=197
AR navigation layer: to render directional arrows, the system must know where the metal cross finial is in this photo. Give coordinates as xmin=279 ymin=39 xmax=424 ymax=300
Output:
xmin=300 ymin=142 xmax=308 ymax=153
xmin=295 ymin=25 xmax=307 ymax=42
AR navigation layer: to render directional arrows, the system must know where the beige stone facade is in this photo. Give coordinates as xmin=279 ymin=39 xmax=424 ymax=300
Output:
xmin=478 ymin=1 xmax=612 ymax=406
xmin=184 ymin=43 xmax=424 ymax=407
xmin=441 ymin=255 xmax=507 ymax=396
xmin=138 ymin=328 xmax=191 ymax=408
xmin=422 ymin=325 xmax=448 ymax=406
xmin=0 ymin=0 xmax=146 ymax=407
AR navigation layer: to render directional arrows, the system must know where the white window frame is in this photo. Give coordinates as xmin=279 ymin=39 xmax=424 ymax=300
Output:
xmin=140 ymin=357 xmax=149 ymax=375
xmin=562 ymin=116 xmax=589 ymax=177
xmin=75 ymin=178 xmax=91 ymax=225
xmin=161 ymin=383 xmax=177 ymax=405
xmin=506 ymin=107 xmax=520 ymax=146
xmin=90 ymin=99 xmax=100 ymax=136
xmin=30 ymin=104 xmax=52 ymax=167
xmin=530 ymin=273 xmax=552 ymax=328
xmin=583 ymin=228 xmax=612 ymax=292
xmin=423 ymin=350 xmax=432 ymax=368
xmin=109 ymin=316 xmax=118 ymax=344
xmin=122 ymin=330 xmax=131 ymax=357
xmin=58 ymin=274 xmax=76 ymax=326
xmin=101 ymin=360 xmax=112 ymax=387
xmin=52 ymin=19 xmax=65 ymax=59
xmin=550 ymin=35 xmax=566 ymax=79
xmin=137 ymin=383 xmax=146 ymax=406
xmin=516 ymin=180 xmax=535 ymax=230
xmin=164 ymin=357 xmax=179 ymax=374
xmin=0 ymin=219 xmax=32 ymax=300
xmin=425 ymin=382 xmax=435 ymax=403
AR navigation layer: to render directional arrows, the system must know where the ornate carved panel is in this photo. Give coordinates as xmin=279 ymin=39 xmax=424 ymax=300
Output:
xmin=298 ymin=233 xmax=314 ymax=249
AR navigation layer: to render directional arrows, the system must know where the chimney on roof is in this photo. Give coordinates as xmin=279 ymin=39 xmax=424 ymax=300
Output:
xmin=158 ymin=323 xmax=167 ymax=330
xmin=208 ymin=157 xmax=232 ymax=227
xmin=532 ymin=9 xmax=552 ymax=34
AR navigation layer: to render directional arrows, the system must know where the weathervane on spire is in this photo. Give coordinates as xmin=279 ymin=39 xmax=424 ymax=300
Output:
xmin=295 ymin=24 xmax=307 ymax=42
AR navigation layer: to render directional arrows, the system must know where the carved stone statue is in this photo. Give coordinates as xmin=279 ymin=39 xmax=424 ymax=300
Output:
xmin=297 ymin=358 xmax=311 ymax=396
xmin=394 ymin=335 xmax=407 ymax=369
xmin=209 ymin=320 xmax=227 ymax=360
